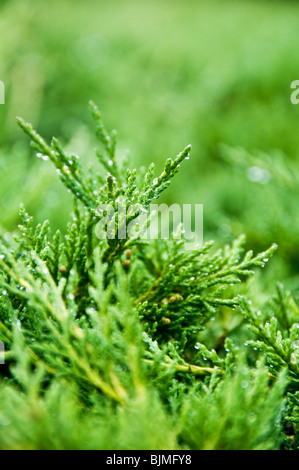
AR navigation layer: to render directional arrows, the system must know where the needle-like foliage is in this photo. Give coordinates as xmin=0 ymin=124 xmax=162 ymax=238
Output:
xmin=0 ymin=104 xmax=297 ymax=450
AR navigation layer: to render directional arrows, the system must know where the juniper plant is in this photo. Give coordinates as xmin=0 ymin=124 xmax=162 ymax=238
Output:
xmin=0 ymin=104 xmax=298 ymax=450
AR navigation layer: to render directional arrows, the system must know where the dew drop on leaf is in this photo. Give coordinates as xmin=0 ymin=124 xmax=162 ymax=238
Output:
xmin=241 ymin=381 xmax=249 ymax=389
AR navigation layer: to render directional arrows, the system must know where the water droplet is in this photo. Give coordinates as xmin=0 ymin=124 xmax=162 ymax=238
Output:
xmin=194 ymin=342 xmax=200 ymax=350
xmin=36 ymin=153 xmax=49 ymax=161
xmin=62 ymin=165 xmax=71 ymax=175
xmin=87 ymin=307 xmax=97 ymax=315
xmin=247 ymin=166 xmax=271 ymax=184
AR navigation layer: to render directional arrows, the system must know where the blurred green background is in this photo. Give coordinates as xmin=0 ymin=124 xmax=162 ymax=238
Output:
xmin=1 ymin=0 xmax=299 ymax=291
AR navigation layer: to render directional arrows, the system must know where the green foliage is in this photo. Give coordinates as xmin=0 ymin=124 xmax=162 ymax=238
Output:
xmin=2 ymin=0 xmax=299 ymax=257
xmin=0 ymin=105 xmax=298 ymax=450
xmin=179 ymin=360 xmax=287 ymax=450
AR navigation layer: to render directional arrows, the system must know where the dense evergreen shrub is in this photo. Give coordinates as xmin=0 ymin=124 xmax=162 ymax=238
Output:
xmin=0 ymin=104 xmax=298 ymax=450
